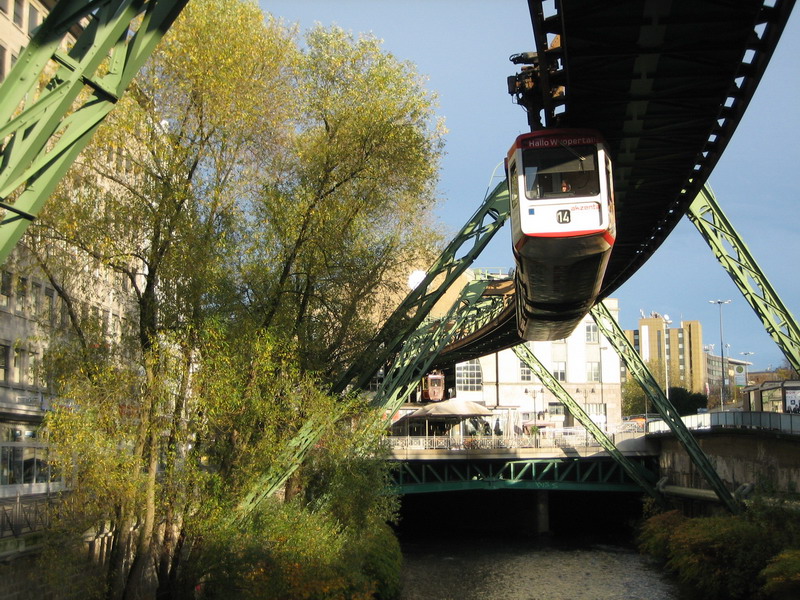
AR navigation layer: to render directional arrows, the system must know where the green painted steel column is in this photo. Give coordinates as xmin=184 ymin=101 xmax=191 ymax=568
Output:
xmin=688 ymin=184 xmax=800 ymax=373
xmin=0 ymin=0 xmax=190 ymax=264
xmin=235 ymin=180 xmax=510 ymax=517
xmin=372 ymin=279 xmax=504 ymax=415
xmin=512 ymin=342 xmax=667 ymax=507
xmin=334 ymin=180 xmax=510 ymax=394
xmin=591 ymin=300 xmax=742 ymax=513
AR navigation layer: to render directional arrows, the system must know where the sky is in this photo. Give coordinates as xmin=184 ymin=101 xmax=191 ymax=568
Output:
xmin=259 ymin=0 xmax=800 ymax=372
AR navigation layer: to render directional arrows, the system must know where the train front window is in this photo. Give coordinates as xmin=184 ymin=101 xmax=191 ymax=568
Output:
xmin=522 ymin=144 xmax=600 ymax=199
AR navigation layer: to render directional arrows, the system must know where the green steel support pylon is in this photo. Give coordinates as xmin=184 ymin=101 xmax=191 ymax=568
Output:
xmin=0 ymin=0 xmax=189 ymax=265
xmin=333 ymin=180 xmax=509 ymax=394
xmin=237 ymin=180 xmax=510 ymax=517
xmin=687 ymin=184 xmax=800 ymax=373
xmin=590 ymin=301 xmax=742 ymax=513
xmin=373 ymin=278 xmax=508 ymax=416
xmin=512 ymin=343 xmax=666 ymax=507
xmin=234 ymin=280 xmax=510 ymax=520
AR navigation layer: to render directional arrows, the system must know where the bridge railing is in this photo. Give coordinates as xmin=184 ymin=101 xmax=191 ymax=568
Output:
xmin=385 ymin=426 xmax=645 ymax=452
xmin=647 ymin=411 xmax=800 ymax=436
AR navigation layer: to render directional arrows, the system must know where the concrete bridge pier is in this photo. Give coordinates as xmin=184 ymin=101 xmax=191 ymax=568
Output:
xmin=536 ymin=490 xmax=549 ymax=534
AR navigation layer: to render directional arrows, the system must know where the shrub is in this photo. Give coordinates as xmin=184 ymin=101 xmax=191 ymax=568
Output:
xmin=637 ymin=510 xmax=686 ymax=563
xmin=760 ymin=548 xmax=800 ymax=600
xmin=667 ymin=515 xmax=782 ymax=600
xmin=358 ymin=522 xmax=403 ymax=599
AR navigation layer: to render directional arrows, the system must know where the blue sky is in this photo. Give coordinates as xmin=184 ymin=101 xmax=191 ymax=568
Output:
xmin=260 ymin=1 xmax=800 ymax=372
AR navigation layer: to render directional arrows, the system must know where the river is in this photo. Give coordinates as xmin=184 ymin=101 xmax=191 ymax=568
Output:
xmin=397 ymin=490 xmax=682 ymax=600
xmin=399 ymin=537 xmax=680 ymax=600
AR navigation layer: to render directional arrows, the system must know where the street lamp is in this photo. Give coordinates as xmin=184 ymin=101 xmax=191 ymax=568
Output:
xmin=740 ymin=351 xmax=754 ymax=387
xmin=709 ymin=300 xmax=732 ymax=410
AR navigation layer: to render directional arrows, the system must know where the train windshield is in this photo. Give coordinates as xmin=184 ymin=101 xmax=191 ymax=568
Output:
xmin=522 ymin=144 xmax=600 ymax=199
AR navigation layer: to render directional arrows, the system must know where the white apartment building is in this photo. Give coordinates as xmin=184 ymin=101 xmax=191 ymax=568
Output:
xmin=452 ymin=298 xmax=623 ymax=432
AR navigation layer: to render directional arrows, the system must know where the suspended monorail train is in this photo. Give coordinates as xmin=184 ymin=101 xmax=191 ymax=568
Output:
xmin=506 ymin=128 xmax=616 ymax=341
xmin=420 ymin=370 xmax=445 ymax=402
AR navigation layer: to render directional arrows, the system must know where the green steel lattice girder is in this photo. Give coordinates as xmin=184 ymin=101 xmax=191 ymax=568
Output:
xmin=687 ymin=184 xmax=800 ymax=373
xmin=590 ymin=300 xmax=742 ymax=513
xmin=372 ymin=278 xmax=510 ymax=417
xmin=333 ymin=180 xmax=509 ymax=394
xmin=235 ymin=181 xmax=510 ymax=518
xmin=392 ymin=457 xmax=653 ymax=494
xmin=0 ymin=0 xmax=190 ymax=265
xmin=512 ymin=342 xmax=666 ymax=507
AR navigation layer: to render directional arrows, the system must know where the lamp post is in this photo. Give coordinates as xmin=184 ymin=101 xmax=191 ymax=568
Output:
xmin=709 ymin=300 xmax=731 ymax=410
xmin=740 ymin=351 xmax=754 ymax=390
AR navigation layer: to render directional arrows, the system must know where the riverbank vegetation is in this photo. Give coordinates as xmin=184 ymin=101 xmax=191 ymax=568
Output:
xmin=25 ymin=0 xmax=443 ymax=597
xmin=637 ymin=502 xmax=800 ymax=599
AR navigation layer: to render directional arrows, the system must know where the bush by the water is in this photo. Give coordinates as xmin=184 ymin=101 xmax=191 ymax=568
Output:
xmin=638 ymin=502 xmax=800 ymax=600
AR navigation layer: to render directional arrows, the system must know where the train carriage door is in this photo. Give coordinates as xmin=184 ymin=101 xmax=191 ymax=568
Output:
xmin=604 ymin=153 xmax=615 ymax=228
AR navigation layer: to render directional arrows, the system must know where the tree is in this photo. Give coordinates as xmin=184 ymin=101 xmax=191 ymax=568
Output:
xmin=239 ymin=23 xmax=445 ymax=377
xmin=667 ymin=386 xmax=708 ymax=416
xmin=621 ymin=359 xmax=665 ymax=416
xmin=30 ymin=1 xmax=442 ymax=598
xmin=621 ymin=375 xmax=649 ymax=416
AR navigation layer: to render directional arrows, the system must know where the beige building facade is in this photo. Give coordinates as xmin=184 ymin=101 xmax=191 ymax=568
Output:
xmin=624 ymin=312 xmax=707 ymax=394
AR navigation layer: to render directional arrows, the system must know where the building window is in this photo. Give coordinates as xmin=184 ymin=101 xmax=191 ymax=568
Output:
xmin=26 ymin=352 xmax=37 ymax=388
xmin=0 ymin=345 xmax=8 ymax=383
xmin=0 ymin=43 xmax=6 ymax=82
xmin=27 ymin=3 xmax=38 ymax=35
xmin=456 ymin=359 xmax=482 ymax=392
xmin=15 ymin=277 xmax=27 ymax=315
xmin=586 ymin=403 xmax=607 ymax=416
xmin=12 ymin=348 xmax=22 ymax=384
xmin=548 ymin=402 xmax=564 ymax=415
xmin=0 ymin=271 xmax=11 ymax=307
xmin=552 ymin=361 xmax=566 ymax=382
xmin=585 ymin=322 xmax=599 ymax=343
xmin=13 ymin=0 xmax=23 ymax=28
xmin=519 ymin=360 xmax=532 ymax=382
xmin=30 ymin=281 xmax=40 ymax=318
xmin=44 ymin=287 xmax=55 ymax=324
xmin=368 ymin=368 xmax=384 ymax=393
xmin=587 ymin=361 xmax=601 ymax=382
xmin=0 ymin=0 xmax=9 ymax=14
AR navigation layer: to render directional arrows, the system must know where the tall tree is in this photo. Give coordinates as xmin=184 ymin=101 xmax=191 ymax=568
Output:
xmin=29 ymin=1 xmax=443 ymax=598
xmin=242 ymin=24 xmax=445 ymax=377
xmin=32 ymin=1 xmax=296 ymax=598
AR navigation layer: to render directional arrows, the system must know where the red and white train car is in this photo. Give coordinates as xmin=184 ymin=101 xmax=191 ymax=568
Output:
xmin=506 ymin=128 xmax=616 ymax=340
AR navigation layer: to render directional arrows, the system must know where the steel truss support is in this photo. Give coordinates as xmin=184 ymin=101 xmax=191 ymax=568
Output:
xmin=590 ymin=300 xmax=742 ymax=513
xmin=237 ymin=181 xmax=510 ymax=517
xmin=393 ymin=456 xmax=655 ymax=494
xmin=687 ymin=184 xmax=800 ymax=373
xmin=372 ymin=278 xmax=509 ymax=416
xmin=512 ymin=343 xmax=666 ymax=506
xmin=235 ymin=279 xmax=512 ymax=519
xmin=333 ymin=180 xmax=510 ymax=394
xmin=0 ymin=0 xmax=190 ymax=265
xmin=233 ymin=404 xmax=345 ymax=521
